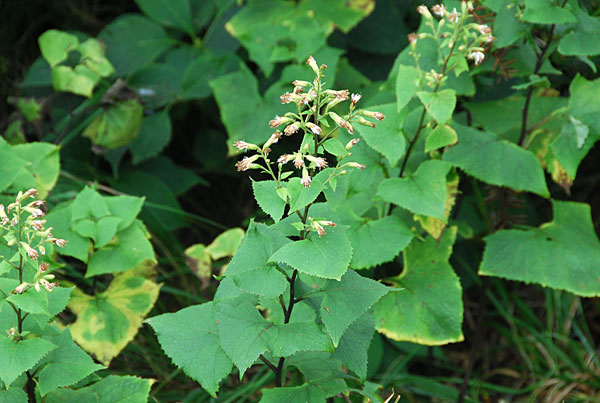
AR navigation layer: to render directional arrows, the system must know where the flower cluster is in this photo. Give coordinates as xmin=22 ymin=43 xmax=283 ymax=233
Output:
xmin=232 ymin=56 xmax=384 ymax=237
xmin=414 ymin=1 xmax=494 ymax=71
xmin=0 ymin=189 xmax=66 ymax=294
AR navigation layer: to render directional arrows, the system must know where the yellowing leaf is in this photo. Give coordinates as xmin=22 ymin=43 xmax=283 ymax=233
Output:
xmin=414 ymin=169 xmax=459 ymax=239
xmin=68 ymin=269 xmax=161 ymax=365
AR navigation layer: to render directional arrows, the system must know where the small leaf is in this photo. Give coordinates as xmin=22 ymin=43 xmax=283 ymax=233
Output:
xmin=414 ymin=169 xmax=459 ymax=240
xmin=269 ymin=226 xmax=352 ymax=280
xmin=322 ymin=138 xmax=349 ymax=157
xmin=146 ymin=303 xmax=232 ymax=397
xmin=375 ymin=227 xmax=464 ymax=345
xmin=253 ymin=180 xmax=287 ymax=222
xmin=377 ymin=160 xmax=452 ymax=220
xmin=320 ymin=270 xmax=388 ymax=346
xmin=521 ymin=0 xmax=577 ymax=25
xmin=480 ymin=201 xmax=600 ymax=297
xmin=83 ymin=99 xmax=144 ymax=149
xmin=425 ymin=124 xmax=458 ymax=152
xmin=205 ymin=228 xmax=245 ymax=260
xmin=38 ymin=30 xmax=79 ymax=67
xmin=51 ymin=65 xmax=100 ymax=98
xmin=417 ymin=89 xmax=457 ymax=124
xmin=396 ymin=64 xmax=420 ymax=112
xmin=287 ymin=169 xmax=330 ymax=213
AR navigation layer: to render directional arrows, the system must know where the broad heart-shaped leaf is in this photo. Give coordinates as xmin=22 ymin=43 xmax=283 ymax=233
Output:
xmin=396 ymin=64 xmax=420 ymax=112
xmin=37 ymin=329 xmax=104 ymax=396
xmin=9 ymin=141 xmax=60 ymax=199
xmin=521 ymin=0 xmax=577 ymax=25
xmin=86 ymin=220 xmax=156 ymax=277
xmin=145 ymin=303 xmax=232 ymax=397
xmin=104 ymin=194 xmax=145 ymax=232
xmin=285 ymin=352 xmax=347 ymax=397
xmin=425 ymin=124 xmax=458 ymax=152
xmin=45 ymin=202 xmax=91 ymax=263
xmin=331 ymin=310 xmax=375 ymax=380
xmin=480 ymin=201 xmax=600 ymax=297
xmin=68 ymin=269 xmax=161 ymax=365
xmin=225 ymin=221 xmax=289 ymax=296
xmin=347 ymin=215 xmax=414 ymax=270
xmin=558 ymin=8 xmax=600 ymax=56
xmin=135 ymin=0 xmax=195 ymax=36
xmin=0 ymin=337 xmax=56 ymax=387
xmin=99 ymin=14 xmax=175 ymax=76
xmin=129 ymin=110 xmax=172 ymax=165
xmin=7 ymin=286 xmax=72 ymax=318
xmin=375 ymin=227 xmax=463 ymax=345
xmin=71 ymin=185 xmax=111 ymax=221
xmin=320 ymin=270 xmax=388 ymax=347
xmin=377 ymin=160 xmax=452 ymax=220
xmin=43 ymin=375 xmax=153 ymax=403
xmin=417 ymin=89 xmax=457 ymax=124
xmin=286 ymin=168 xmax=331 ymax=214
xmin=355 ymin=103 xmax=406 ymax=167
xmin=214 ymin=298 xmax=332 ymax=376
xmin=253 ymin=180 xmax=286 ymax=222
xmin=38 ymin=30 xmax=79 ymax=67
xmin=269 ymin=226 xmax=352 ymax=280
xmin=0 ymin=137 xmax=28 ymax=192
xmin=443 ymin=124 xmax=550 ymax=197
xmin=83 ymin=99 xmax=144 ymax=149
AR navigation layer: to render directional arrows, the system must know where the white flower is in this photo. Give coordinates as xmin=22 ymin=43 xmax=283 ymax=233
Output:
xmin=431 ymin=4 xmax=446 ymax=17
xmin=351 ymin=93 xmax=361 ymax=104
xmin=469 ymin=51 xmax=485 ymax=65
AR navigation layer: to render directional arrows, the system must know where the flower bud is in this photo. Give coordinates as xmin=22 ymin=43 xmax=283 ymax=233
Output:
xmin=277 ymin=154 xmax=294 ymax=165
xmin=284 ymin=122 xmax=300 ymax=136
xmin=14 ymin=282 xmax=30 ymax=294
xmin=0 ymin=205 xmax=8 ymax=226
xmin=329 ymin=112 xmax=354 ymax=134
xmin=448 ymin=8 xmax=459 ymax=23
xmin=431 ymin=4 xmax=446 ymax=17
xmin=263 ymin=131 xmax=282 ymax=150
xmin=305 ymin=155 xmax=328 ymax=170
xmin=301 ymin=167 xmax=312 ymax=188
xmin=346 ymin=162 xmax=366 ymax=170
xmin=306 ymin=122 xmax=322 ymax=135
xmin=235 ymin=155 xmax=260 ymax=172
xmin=469 ymin=51 xmax=485 ymax=65
xmin=21 ymin=242 xmax=38 ymax=260
xmin=233 ymin=141 xmax=259 ymax=152
xmin=307 ymin=55 xmax=320 ymax=76
xmin=357 ymin=116 xmax=376 ymax=128
xmin=417 ymin=5 xmax=432 ymax=19
xmin=360 ymin=110 xmax=386 ymax=121
xmin=269 ymin=115 xmax=293 ymax=128
xmin=345 ymin=138 xmax=360 ymax=150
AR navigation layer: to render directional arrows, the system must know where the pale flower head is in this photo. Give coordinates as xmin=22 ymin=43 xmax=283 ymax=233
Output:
xmin=431 ymin=4 xmax=446 ymax=17
xmin=469 ymin=50 xmax=485 ymax=65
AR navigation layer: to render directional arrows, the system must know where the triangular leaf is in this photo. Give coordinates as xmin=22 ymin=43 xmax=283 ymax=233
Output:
xmin=0 ymin=337 xmax=56 ymax=387
xmin=253 ymin=180 xmax=287 ymax=222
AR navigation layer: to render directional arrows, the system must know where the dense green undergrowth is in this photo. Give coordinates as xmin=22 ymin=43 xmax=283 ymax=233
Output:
xmin=1 ymin=0 xmax=600 ymax=401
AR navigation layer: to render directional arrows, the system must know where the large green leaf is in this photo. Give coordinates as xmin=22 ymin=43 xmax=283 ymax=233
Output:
xmin=0 ymin=138 xmax=28 ymax=192
xmin=0 ymin=337 xmax=56 ymax=387
xmin=558 ymin=8 xmax=600 ymax=56
xmin=50 ymin=65 xmax=99 ymax=97
xmin=320 ymin=270 xmax=388 ymax=346
xmin=44 ymin=375 xmax=153 ymax=403
xmin=417 ymin=89 xmax=456 ymax=124
xmin=37 ymin=329 xmax=104 ymax=396
xmin=44 ymin=202 xmax=91 ymax=263
xmin=260 ymin=383 xmax=326 ymax=403
xmin=377 ymin=160 xmax=452 ymax=220
xmin=0 ymin=388 xmax=27 ymax=403
xmin=129 ymin=110 xmax=172 ymax=164
xmin=480 ymin=201 xmax=600 ymax=297
xmin=68 ymin=269 xmax=161 ymax=364
xmin=396 ymin=64 xmax=419 ymax=112
xmin=443 ymin=124 xmax=550 ymax=197
xmin=375 ymin=227 xmax=464 ymax=345
xmin=269 ymin=226 xmax=352 ymax=280
xmin=331 ymin=310 xmax=375 ymax=380
xmin=355 ymin=103 xmax=405 ymax=167
xmin=146 ymin=303 xmax=232 ymax=397
xmin=9 ymin=141 xmax=60 ymax=198
xmin=99 ymin=14 xmax=175 ymax=76
xmin=347 ymin=215 xmax=414 ymax=270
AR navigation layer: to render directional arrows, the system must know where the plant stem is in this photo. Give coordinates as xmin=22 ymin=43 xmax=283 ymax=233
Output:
xmin=518 ymin=0 xmax=568 ymax=146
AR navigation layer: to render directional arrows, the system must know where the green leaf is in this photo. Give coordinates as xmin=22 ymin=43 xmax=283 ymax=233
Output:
xmin=287 ymin=169 xmax=330 ymax=214
xmin=179 ymin=50 xmax=239 ymax=100
xmin=493 ymin=2 xmax=527 ymax=48
xmin=521 ymin=0 xmax=577 ymax=25
xmin=375 ymin=227 xmax=464 ymax=345
xmin=443 ymin=124 xmax=550 ymax=197
xmin=229 ymin=266 xmax=288 ymax=298
xmin=129 ymin=111 xmax=172 ymax=164
xmin=417 ymin=89 xmax=457 ymax=124
xmin=260 ymin=383 xmax=326 ymax=403
xmin=253 ymin=180 xmax=286 ymax=223
xmin=0 ymin=388 xmax=27 ymax=403
xmin=0 ymin=138 xmax=28 ymax=192
xmin=83 ymin=99 xmax=144 ymax=149
xmin=128 ymin=64 xmax=181 ymax=109
xmin=0 ymin=337 xmax=56 ymax=387
xmin=7 ymin=288 xmax=51 ymax=316
xmin=377 ymin=160 xmax=452 ymax=220
xmin=301 ymin=0 xmax=374 ymax=33
xmin=425 ymin=124 xmax=458 ymax=152
xmin=269 ymin=226 xmax=352 ymax=280
xmin=567 ymin=74 xmax=600 ymax=132
xmin=38 ymin=30 xmax=79 ymax=67
xmin=146 ymin=303 xmax=232 ymax=397
xmin=558 ymin=8 xmax=600 ymax=56
xmin=355 ymin=103 xmax=406 ymax=167
xmin=77 ymin=38 xmax=115 ymax=77
xmin=37 ymin=329 xmax=104 ymax=396
xmin=10 ymin=141 xmax=60 ymax=199
xmin=135 ymin=0 xmax=195 ymax=35
xmin=205 ymin=228 xmax=245 ymax=260
xmin=347 ymin=215 xmax=414 ymax=270
xmin=104 ymin=195 xmax=145 ymax=231
xmin=17 ymin=98 xmax=42 ymax=122
xmin=550 ymin=118 xmax=593 ymax=180
xmin=51 ymin=65 xmax=100 ymax=98
xmin=320 ymin=270 xmax=388 ymax=346
xmin=322 ymin=138 xmax=349 ymax=158
xmin=45 ymin=203 xmax=91 ymax=263
xmin=285 ymin=352 xmax=347 ymax=397
xmin=68 ymin=269 xmax=161 ymax=364
xmin=214 ymin=298 xmax=331 ymax=376
xmin=43 ymin=375 xmax=153 ymax=403
xmin=480 ymin=201 xmax=600 ymax=297
xmin=415 ymin=169 xmax=459 ymax=240
xmin=396 ymin=65 xmax=420 ymax=112
xmin=331 ymin=310 xmax=375 ymax=380
xmin=86 ymin=220 xmax=155 ymax=277
xmin=99 ymin=14 xmax=175 ymax=76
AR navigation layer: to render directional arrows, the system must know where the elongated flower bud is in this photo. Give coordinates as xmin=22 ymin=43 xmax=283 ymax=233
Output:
xmin=277 ymin=154 xmax=294 ymax=165
xmin=345 ymin=138 xmax=360 ymax=150
xmin=360 ymin=110 xmax=386 ymax=121
xmin=269 ymin=115 xmax=293 ymax=128
xmin=0 ymin=204 xmax=8 ymax=226
xmin=233 ymin=141 xmax=259 ymax=152
xmin=357 ymin=116 xmax=376 ymax=128
xmin=306 ymin=122 xmax=322 ymax=135
xmin=301 ymin=167 xmax=312 ymax=188
xmin=417 ymin=5 xmax=432 ymax=19
xmin=263 ymin=131 xmax=282 ymax=150
xmin=21 ymin=242 xmax=38 ymax=260
xmin=307 ymin=55 xmax=320 ymax=75
xmin=346 ymin=162 xmax=366 ymax=170
xmin=329 ymin=112 xmax=354 ymax=134
xmin=284 ymin=122 xmax=299 ymax=136
xmin=305 ymin=155 xmax=328 ymax=170
xmin=235 ymin=155 xmax=260 ymax=172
